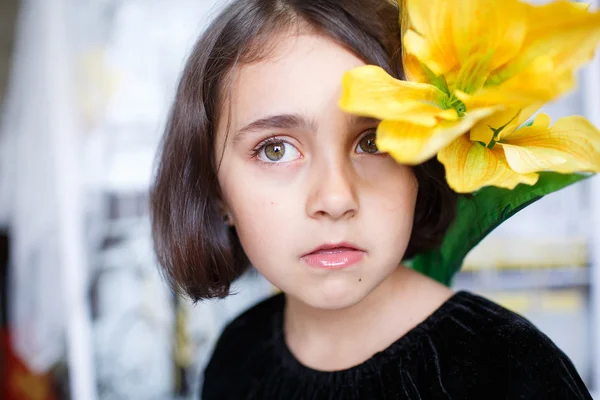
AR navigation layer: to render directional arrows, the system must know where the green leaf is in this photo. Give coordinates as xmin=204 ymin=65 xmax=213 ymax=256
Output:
xmin=408 ymin=172 xmax=591 ymax=285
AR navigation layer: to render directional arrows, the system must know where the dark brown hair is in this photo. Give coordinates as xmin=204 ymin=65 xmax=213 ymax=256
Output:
xmin=150 ymin=0 xmax=457 ymax=302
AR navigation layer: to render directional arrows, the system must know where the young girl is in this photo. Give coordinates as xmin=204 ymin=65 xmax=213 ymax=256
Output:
xmin=150 ymin=0 xmax=593 ymax=398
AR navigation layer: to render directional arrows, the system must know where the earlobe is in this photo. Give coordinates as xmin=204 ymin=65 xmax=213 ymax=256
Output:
xmin=218 ymin=199 xmax=234 ymax=226
xmin=220 ymin=206 xmax=235 ymax=226
xmin=223 ymin=213 xmax=234 ymax=226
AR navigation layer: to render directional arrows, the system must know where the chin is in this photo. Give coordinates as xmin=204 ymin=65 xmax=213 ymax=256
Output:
xmin=300 ymin=279 xmax=374 ymax=311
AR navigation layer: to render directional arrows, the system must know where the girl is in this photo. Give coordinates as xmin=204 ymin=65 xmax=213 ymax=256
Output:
xmin=150 ymin=0 xmax=592 ymax=398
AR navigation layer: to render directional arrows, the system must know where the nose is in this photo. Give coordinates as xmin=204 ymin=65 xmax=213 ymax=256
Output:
xmin=306 ymin=158 xmax=359 ymax=221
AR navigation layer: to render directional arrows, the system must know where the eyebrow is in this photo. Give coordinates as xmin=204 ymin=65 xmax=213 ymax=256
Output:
xmin=233 ymin=113 xmax=379 ymax=143
xmin=233 ymin=114 xmax=314 ymax=143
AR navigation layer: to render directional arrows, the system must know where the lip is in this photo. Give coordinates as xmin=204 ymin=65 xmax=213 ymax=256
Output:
xmin=301 ymin=242 xmax=366 ymax=269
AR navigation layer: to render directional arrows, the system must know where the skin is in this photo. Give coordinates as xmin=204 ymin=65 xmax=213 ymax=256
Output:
xmin=216 ymin=32 xmax=453 ymax=371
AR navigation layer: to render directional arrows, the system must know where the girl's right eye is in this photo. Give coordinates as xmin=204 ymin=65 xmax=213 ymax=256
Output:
xmin=255 ymin=139 xmax=301 ymax=163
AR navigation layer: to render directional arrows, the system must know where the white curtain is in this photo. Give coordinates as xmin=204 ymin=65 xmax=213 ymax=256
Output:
xmin=0 ymin=0 xmax=96 ymax=398
xmin=1 ymin=0 xmax=65 ymax=373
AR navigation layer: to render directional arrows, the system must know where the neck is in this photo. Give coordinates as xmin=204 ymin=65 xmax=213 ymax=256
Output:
xmin=284 ymin=266 xmax=441 ymax=371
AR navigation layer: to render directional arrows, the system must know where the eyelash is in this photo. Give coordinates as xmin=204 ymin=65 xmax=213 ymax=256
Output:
xmin=250 ymin=129 xmax=381 ymax=164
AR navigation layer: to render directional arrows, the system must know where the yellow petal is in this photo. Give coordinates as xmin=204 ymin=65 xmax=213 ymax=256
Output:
xmin=521 ymin=1 xmax=600 ymax=75
xmin=398 ymin=0 xmax=429 ymax=83
xmin=376 ymin=106 xmax=499 ymax=165
xmin=403 ymin=53 xmax=429 ymax=83
xmin=403 ymin=30 xmax=454 ymax=78
xmin=404 ymin=0 xmax=457 ymax=76
xmin=500 ymin=114 xmax=600 ymax=174
xmin=463 ymin=65 xmax=576 ymax=107
xmin=469 ymin=104 xmax=541 ymax=144
xmin=405 ymin=0 xmax=526 ymax=77
xmin=469 ymin=110 xmax=516 ymax=145
xmin=449 ymin=0 xmax=527 ymax=72
xmin=452 ymin=53 xmax=493 ymax=94
xmin=377 ymin=121 xmax=444 ymax=165
xmin=488 ymin=1 xmax=600 ymax=93
xmin=339 ymin=65 xmax=454 ymax=126
xmin=438 ymin=134 xmax=539 ymax=193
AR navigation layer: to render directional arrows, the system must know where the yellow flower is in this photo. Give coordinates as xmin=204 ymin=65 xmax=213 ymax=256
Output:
xmin=438 ymin=107 xmax=600 ymax=193
xmin=404 ymin=0 xmax=600 ymax=104
xmin=340 ymin=66 xmax=501 ymax=164
xmin=339 ymin=0 xmax=600 ymax=191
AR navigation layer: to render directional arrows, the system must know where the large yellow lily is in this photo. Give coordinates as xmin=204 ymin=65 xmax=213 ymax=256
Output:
xmin=340 ymin=66 xmax=501 ymax=164
xmin=340 ymin=0 xmax=600 ymax=191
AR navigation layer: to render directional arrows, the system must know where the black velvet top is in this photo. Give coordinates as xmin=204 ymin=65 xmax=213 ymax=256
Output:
xmin=202 ymin=291 xmax=592 ymax=399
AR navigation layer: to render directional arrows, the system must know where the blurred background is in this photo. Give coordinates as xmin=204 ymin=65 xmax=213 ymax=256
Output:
xmin=0 ymin=0 xmax=599 ymax=399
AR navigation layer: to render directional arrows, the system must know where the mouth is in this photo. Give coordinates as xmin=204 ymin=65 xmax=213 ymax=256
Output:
xmin=301 ymin=242 xmax=366 ymax=269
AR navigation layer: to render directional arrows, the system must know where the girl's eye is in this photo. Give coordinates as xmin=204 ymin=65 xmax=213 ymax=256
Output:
xmin=257 ymin=140 xmax=301 ymax=163
xmin=356 ymin=130 xmax=380 ymax=154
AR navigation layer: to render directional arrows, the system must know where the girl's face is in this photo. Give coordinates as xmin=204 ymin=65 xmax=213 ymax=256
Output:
xmin=216 ymin=33 xmax=418 ymax=310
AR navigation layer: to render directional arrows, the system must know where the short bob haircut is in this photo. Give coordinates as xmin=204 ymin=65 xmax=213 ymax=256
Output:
xmin=150 ymin=0 xmax=458 ymax=302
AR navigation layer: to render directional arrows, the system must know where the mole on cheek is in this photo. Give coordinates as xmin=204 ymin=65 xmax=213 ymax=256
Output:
xmin=358 ymin=278 xmax=362 ymax=282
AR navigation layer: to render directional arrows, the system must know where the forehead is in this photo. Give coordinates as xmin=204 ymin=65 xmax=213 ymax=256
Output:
xmin=226 ymin=33 xmax=366 ymax=129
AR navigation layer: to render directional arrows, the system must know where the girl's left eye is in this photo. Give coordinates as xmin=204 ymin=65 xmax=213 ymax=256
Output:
xmin=356 ymin=130 xmax=380 ymax=154
xmin=256 ymin=140 xmax=301 ymax=163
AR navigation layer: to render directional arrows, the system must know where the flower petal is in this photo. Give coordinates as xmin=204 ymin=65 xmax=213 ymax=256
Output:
xmin=449 ymin=0 xmax=527 ymax=72
xmin=452 ymin=53 xmax=493 ymax=94
xmin=520 ymin=2 xmax=600 ymax=75
xmin=404 ymin=0 xmax=457 ymax=76
xmin=339 ymin=65 xmax=454 ymax=126
xmin=403 ymin=53 xmax=429 ymax=83
xmin=463 ymin=66 xmax=576 ymax=107
xmin=405 ymin=0 xmax=526 ymax=77
xmin=500 ymin=114 xmax=600 ymax=174
xmin=376 ymin=106 xmax=499 ymax=165
xmin=399 ymin=0 xmax=430 ymax=83
xmin=488 ymin=1 xmax=600 ymax=96
xmin=438 ymin=134 xmax=538 ymax=193
xmin=377 ymin=121 xmax=443 ymax=165
xmin=469 ymin=104 xmax=541 ymax=144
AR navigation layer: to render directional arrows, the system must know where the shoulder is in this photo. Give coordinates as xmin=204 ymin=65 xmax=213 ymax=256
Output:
xmin=202 ymin=293 xmax=284 ymax=397
xmin=435 ymin=291 xmax=591 ymax=399
xmin=445 ymin=291 xmax=563 ymax=352
xmin=206 ymin=292 xmax=283 ymax=368
xmin=442 ymin=291 xmax=568 ymax=361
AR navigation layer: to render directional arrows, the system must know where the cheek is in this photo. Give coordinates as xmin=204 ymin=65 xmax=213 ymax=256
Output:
xmin=359 ymin=157 xmax=418 ymax=214
xmin=219 ymin=165 xmax=300 ymax=267
xmin=360 ymin=161 xmax=418 ymax=256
